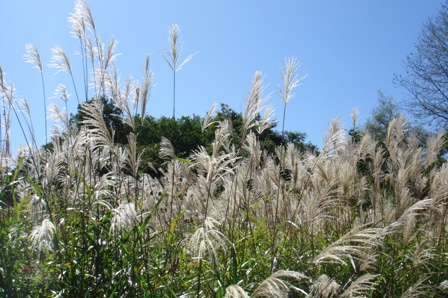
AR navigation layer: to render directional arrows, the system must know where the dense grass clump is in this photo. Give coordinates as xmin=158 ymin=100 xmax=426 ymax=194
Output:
xmin=1 ymin=1 xmax=448 ymax=297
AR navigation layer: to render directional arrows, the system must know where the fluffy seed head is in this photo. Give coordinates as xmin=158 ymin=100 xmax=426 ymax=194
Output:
xmin=278 ymin=56 xmax=307 ymax=105
xmin=29 ymin=218 xmax=56 ymax=254
xmin=23 ymin=43 xmax=43 ymax=73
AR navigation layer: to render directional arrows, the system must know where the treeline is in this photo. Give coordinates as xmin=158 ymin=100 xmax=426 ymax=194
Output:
xmin=69 ymin=97 xmax=318 ymax=175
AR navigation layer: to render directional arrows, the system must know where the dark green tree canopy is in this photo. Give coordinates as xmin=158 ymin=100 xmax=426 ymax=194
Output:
xmin=70 ymin=100 xmax=317 ymax=174
xmin=364 ymin=91 xmax=400 ymax=141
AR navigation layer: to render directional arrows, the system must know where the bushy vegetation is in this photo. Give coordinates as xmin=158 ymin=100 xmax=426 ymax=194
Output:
xmin=1 ymin=1 xmax=448 ymax=297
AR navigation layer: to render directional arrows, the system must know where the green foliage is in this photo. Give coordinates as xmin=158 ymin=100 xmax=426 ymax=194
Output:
xmin=71 ymin=96 xmax=133 ymax=145
xmin=364 ymin=91 xmax=399 ymax=141
xmin=70 ymin=101 xmax=317 ymax=176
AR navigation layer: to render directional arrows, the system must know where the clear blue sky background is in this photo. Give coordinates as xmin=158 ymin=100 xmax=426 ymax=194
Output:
xmin=0 ymin=1 xmax=445 ymax=153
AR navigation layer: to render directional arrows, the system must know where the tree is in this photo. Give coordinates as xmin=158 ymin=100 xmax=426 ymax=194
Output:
xmin=364 ymin=91 xmax=400 ymax=141
xmin=363 ymin=91 xmax=432 ymax=150
xmin=394 ymin=1 xmax=448 ymax=128
xmin=71 ymin=96 xmax=132 ymax=145
xmin=71 ymin=100 xmax=317 ymax=175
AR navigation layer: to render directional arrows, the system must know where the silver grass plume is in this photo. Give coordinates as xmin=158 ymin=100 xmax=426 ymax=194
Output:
xmin=0 ymin=66 xmax=4 ymax=88
xmin=104 ymin=37 xmax=120 ymax=70
xmin=162 ymin=24 xmax=197 ymax=119
xmin=139 ymin=54 xmax=154 ymax=118
xmin=184 ymin=216 xmax=229 ymax=261
xmin=16 ymin=97 xmax=38 ymax=149
xmin=28 ymin=194 xmax=48 ymax=221
xmin=162 ymin=24 xmax=197 ymax=72
xmin=107 ymin=63 xmax=120 ymax=102
xmin=82 ymin=0 xmax=96 ymax=35
xmin=110 ymin=201 xmax=137 ymax=234
xmin=244 ymin=132 xmax=261 ymax=167
xmin=53 ymin=83 xmax=70 ymax=103
xmin=23 ymin=43 xmax=48 ymax=145
xmin=48 ymin=45 xmax=80 ymax=104
xmin=68 ymin=0 xmax=86 ymax=41
xmin=385 ymin=115 xmax=407 ymax=166
xmin=29 ymin=218 xmax=56 ymax=255
xmin=202 ymin=103 xmax=217 ymax=132
xmin=212 ymin=119 xmax=233 ymax=155
xmin=48 ymin=45 xmax=73 ymax=75
xmin=384 ymin=198 xmax=434 ymax=234
xmin=309 ymin=274 xmax=340 ymax=298
xmin=48 ymin=104 xmax=69 ymax=134
xmin=351 ymin=106 xmax=359 ymax=129
xmin=80 ymin=99 xmax=114 ymax=148
xmin=408 ymin=243 xmax=436 ymax=271
xmin=126 ymin=133 xmax=145 ymax=178
xmin=425 ymin=131 xmax=445 ymax=167
xmin=159 ymin=137 xmax=175 ymax=161
xmin=224 ymin=285 xmax=250 ymax=298
xmin=400 ymin=276 xmax=430 ymax=298
xmin=242 ymin=71 xmax=273 ymax=142
xmin=439 ymin=280 xmax=448 ymax=290
xmin=340 ymin=273 xmax=378 ymax=297
xmin=257 ymin=104 xmax=276 ymax=135
xmin=278 ymin=56 xmax=307 ymax=136
xmin=23 ymin=43 xmax=43 ymax=73
xmin=111 ymin=75 xmax=136 ymax=130
xmin=252 ymin=270 xmax=308 ymax=297
xmin=313 ymin=226 xmax=384 ymax=268
xmin=322 ymin=118 xmax=347 ymax=156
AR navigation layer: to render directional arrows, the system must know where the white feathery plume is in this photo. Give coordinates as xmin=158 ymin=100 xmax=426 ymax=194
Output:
xmin=110 ymin=201 xmax=137 ymax=234
xmin=162 ymin=24 xmax=197 ymax=72
xmin=439 ymin=280 xmax=448 ymax=290
xmin=80 ymin=99 xmax=114 ymax=147
xmin=309 ymin=274 xmax=341 ymax=298
xmin=202 ymin=103 xmax=217 ymax=132
xmin=425 ymin=131 xmax=444 ymax=167
xmin=23 ymin=43 xmax=43 ymax=73
xmin=278 ymin=56 xmax=306 ymax=138
xmin=0 ymin=66 xmax=4 ymax=88
xmin=184 ymin=216 xmax=228 ymax=261
xmin=384 ymin=198 xmax=434 ymax=234
xmin=278 ymin=56 xmax=306 ymax=105
xmin=242 ymin=71 xmax=274 ymax=139
xmin=400 ymin=276 xmax=429 ymax=298
xmin=257 ymin=104 xmax=276 ymax=135
xmin=29 ymin=218 xmax=56 ymax=254
xmin=252 ymin=270 xmax=308 ymax=297
xmin=340 ymin=273 xmax=378 ymax=297
xmin=53 ymin=83 xmax=71 ymax=103
xmin=104 ymin=37 xmax=120 ymax=70
xmin=16 ymin=97 xmax=31 ymax=118
xmin=159 ymin=137 xmax=175 ymax=160
xmin=351 ymin=106 xmax=359 ymax=129
xmin=68 ymin=0 xmax=86 ymax=41
xmin=162 ymin=24 xmax=197 ymax=119
xmin=139 ymin=54 xmax=154 ymax=117
xmin=49 ymin=104 xmax=69 ymax=132
xmin=313 ymin=226 xmax=384 ymax=267
xmin=224 ymin=285 xmax=250 ymax=298
xmin=48 ymin=45 xmax=73 ymax=75
xmin=322 ymin=118 xmax=347 ymax=155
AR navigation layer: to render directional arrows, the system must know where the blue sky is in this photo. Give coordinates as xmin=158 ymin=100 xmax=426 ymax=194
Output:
xmin=0 ymin=1 xmax=445 ymax=153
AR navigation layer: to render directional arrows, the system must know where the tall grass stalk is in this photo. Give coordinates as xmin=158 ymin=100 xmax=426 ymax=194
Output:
xmin=23 ymin=43 xmax=47 ymax=147
xmin=162 ymin=24 xmax=197 ymax=120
